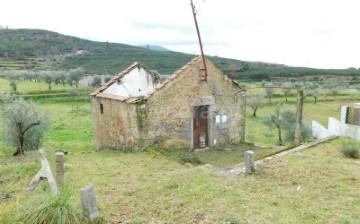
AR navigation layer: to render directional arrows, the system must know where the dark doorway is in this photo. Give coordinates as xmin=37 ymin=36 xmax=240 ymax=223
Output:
xmin=193 ymin=105 xmax=209 ymax=148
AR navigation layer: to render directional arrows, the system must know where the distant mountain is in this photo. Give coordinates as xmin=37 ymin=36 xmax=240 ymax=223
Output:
xmin=138 ymin=45 xmax=171 ymax=52
xmin=0 ymin=29 xmax=194 ymax=74
xmin=1 ymin=28 xmax=359 ymax=80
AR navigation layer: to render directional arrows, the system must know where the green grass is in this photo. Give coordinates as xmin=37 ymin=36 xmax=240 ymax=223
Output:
xmin=38 ymin=100 xmax=95 ymax=152
xmin=1 ymin=94 xmax=359 ymax=223
xmin=245 ymin=97 xmax=355 ymax=147
xmin=1 ymin=139 xmax=358 ymax=223
xmin=195 ymin=143 xmax=287 ymax=168
xmin=17 ymin=189 xmax=86 ymax=224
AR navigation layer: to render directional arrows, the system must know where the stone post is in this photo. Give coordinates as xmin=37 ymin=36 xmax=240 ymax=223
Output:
xmin=80 ymin=184 xmax=100 ymax=221
xmin=245 ymin=150 xmax=255 ymax=175
xmin=55 ymin=152 xmax=64 ymax=189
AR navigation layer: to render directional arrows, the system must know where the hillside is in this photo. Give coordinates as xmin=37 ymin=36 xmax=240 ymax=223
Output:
xmin=0 ymin=29 xmax=199 ymax=74
xmin=1 ymin=28 xmax=360 ymax=80
xmin=138 ymin=45 xmax=170 ymax=51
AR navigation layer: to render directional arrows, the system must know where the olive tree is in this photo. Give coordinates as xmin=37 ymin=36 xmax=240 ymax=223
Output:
xmin=264 ymin=82 xmax=274 ymax=103
xmin=263 ymin=104 xmax=312 ymax=146
xmin=263 ymin=105 xmax=283 ymax=145
xmin=68 ymin=67 xmax=85 ymax=87
xmin=39 ymin=71 xmax=54 ymax=90
xmin=1 ymin=95 xmax=50 ymax=155
xmin=281 ymin=82 xmax=293 ymax=102
xmin=246 ymin=93 xmax=265 ymax=116
xmin=91 ymin=75 xmax=102 ymax=87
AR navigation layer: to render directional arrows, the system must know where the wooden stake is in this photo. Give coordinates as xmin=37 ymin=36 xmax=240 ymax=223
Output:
xmin=27 ymin=149 xmax=58 ymax=194
xmin=190 ymin=0 xmax=208 ymax=81
xmin=294 ymin=89 xmax=303 ymax=146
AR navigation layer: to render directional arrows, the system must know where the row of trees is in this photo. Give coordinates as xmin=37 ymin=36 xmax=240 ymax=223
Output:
xmin=256 ymin=78 xmax=358 ymax=103
xmin=2 ymin=67 xmax=87 ymax=90
xmin=2 ymin=68 xmax=115 ymax=90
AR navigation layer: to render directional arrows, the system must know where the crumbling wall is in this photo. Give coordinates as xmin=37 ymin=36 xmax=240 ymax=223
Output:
xmin=143 ymin=57 xmax=246 ymax=148
xmin=91 ymin=57 xmax=246 ymax=151
xmin=91 ymin=97 xmax=139 ymax=150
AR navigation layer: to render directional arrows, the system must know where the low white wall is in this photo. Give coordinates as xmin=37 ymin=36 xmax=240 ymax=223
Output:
xmin=312 ymin=120 xmax=330 ymax=139
xmin=312 ymin=116 xmax=360 ymax=140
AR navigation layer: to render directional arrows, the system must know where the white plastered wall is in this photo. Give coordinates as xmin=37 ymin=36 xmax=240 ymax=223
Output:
xmin=104 ymin=67 xmax=155 ymax=97
xmin=312 ymin=106 xmax=360 ymax=140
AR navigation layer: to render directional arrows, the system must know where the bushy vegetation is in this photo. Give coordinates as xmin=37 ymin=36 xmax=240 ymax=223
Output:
xmin=263 ymin=104 xmax=313 ymax=146
xmin=17 ymin=190 xmax=86 ymax=224
xmin=341 ymin=139 xmax=360 ymax=158
xmin=0 ymin=86 xmax=359 ymax=222
xmin=1 ymin=95 xmax=50 ymax=154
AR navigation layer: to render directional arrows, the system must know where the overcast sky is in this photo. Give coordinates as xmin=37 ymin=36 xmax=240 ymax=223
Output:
xmin=1 ymin=0 xmax=360 ymax=69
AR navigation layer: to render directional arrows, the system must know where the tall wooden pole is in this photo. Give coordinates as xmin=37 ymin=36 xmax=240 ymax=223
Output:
xmin=294 ymin=89 xmax=303 ymax=146
xmin=190 ymin=0 xmax=208 ymax=81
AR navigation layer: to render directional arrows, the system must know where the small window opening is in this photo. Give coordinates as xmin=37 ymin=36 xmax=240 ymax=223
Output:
xmin=100 ymin=103 xmax=104 ymax=114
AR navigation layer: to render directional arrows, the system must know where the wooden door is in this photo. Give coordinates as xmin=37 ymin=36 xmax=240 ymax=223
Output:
xmin=193 ymin=106 xmax=209 ymax=148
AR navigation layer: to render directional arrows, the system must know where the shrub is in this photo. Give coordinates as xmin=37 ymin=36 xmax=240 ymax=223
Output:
xmin=17 ymin=190 xmax=86 ymax=224
xmin=1 ymin=95 xmax=50 ymax=154
xmin=9 ymin=80 xmax=17 ymax=91
xmin=181 ymin=152 xmax=202 ymax=165
xmin=341 ymin=140 xmax=360 ymax=159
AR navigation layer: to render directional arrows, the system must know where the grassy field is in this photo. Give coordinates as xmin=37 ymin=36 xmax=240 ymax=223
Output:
xmin=1 ymin=138 xmax=359 ymax=223
xmin=1 ymin=79 xmax=360 ymax=222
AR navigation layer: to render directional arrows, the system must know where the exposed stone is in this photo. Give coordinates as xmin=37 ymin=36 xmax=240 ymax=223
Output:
xmin=55 ymin=152 xmax=64 ymax=189
xmin=245 ymin=150 xmax=255 ymax=175
xmin=91 ymin=57 xmax=246 ymax=151
xmin=80 ymin=184 xmax=100 ymax=221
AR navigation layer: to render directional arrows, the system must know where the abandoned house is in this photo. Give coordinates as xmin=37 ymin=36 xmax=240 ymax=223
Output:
xmin=90 ymin=56 xmax=246 ymax=151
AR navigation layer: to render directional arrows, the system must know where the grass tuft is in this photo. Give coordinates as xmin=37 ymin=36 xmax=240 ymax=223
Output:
xmin=17 ymin=189 xmax=86 ymax=224
xmin=341 ymin=139 xmax=360 ymax=159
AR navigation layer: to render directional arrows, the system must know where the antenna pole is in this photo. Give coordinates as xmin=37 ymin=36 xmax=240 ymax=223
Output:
xmin=190 ymin=0 xmax=208 ymax=81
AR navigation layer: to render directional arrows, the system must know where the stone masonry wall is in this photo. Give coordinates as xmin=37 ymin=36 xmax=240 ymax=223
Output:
xmin=143 ymin=57 xmax=246 ymax=148
xmin=91 ymin=97 xmax=139 ymax=150
xmin=91 ymin=57 xmax=246 ymax=150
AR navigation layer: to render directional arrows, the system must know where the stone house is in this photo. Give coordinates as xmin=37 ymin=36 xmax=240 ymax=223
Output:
xmin=90 ymin=56 xmax=246 ymax=151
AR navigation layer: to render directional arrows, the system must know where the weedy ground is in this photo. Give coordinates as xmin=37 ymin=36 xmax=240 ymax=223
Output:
xmin=0 ymin=85 xmax=359 ymax=223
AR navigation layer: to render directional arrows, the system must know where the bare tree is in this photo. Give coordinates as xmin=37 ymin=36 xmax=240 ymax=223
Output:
xmin=247 ymin=93 xmax=265 ymax=116
xmin=1 ymin=95 xmax=50 ymax=155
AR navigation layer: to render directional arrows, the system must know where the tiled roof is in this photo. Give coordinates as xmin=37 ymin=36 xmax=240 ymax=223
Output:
xmin=90 ymin=55 xmax=244 ymax=103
